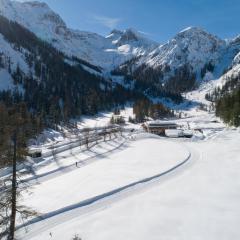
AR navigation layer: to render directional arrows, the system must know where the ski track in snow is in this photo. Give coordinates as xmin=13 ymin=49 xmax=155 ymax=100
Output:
xmin=20 ymin=136 xmax=130 ymax=186
xmin=17 ymin=138 xmax=200 ymax=240
xmin=0 ymin=135 xmax=130 ymax=193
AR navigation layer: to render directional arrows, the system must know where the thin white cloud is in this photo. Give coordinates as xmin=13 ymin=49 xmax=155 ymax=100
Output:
xmin=92 ymin=15 xmax=121 ymax=29
xmin=138 ymin=30 xmax=153 ymax=36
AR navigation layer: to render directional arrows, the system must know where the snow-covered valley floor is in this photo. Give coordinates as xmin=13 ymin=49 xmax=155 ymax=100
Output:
xmin=14 ymin=116 xmax=240 ymax=240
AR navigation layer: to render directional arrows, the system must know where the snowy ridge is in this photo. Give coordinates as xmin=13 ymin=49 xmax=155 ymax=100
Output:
xmin=116 ymin=27 xmax=240 ymax=92
xmin=0 ymin=0 xmax=158 ymax=70
xmin=0 ymin=0 xmax=239 ymax=88
xmin=220 ymin=63 xmax=240 ymax=82
xmin=107 ymin=28 xmax=157 ymax=47
xmin=122 ymin=27 xmax=228 ymax=81
xmin=232 ymin=52 xmax=240 ymax=66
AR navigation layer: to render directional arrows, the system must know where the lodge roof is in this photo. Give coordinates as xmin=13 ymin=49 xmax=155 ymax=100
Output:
xmin=146 ymin=121 xmax=178 ymax=128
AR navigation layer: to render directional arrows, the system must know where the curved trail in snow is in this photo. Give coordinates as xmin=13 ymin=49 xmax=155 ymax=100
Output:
xmin=17 ymin=139 xmax=200 ymax=240
xmin=19 ymin=136 xmax=131 ymax=185
xmin=0 ymin=136 xmax=131 ymax=193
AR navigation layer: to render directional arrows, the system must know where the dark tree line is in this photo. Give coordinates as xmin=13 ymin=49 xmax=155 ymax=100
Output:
xmin=0 ymin=15 xmax=140 ymax=127
xmin=112 ymin=57 xmax=202 ymax=103
xmin=201 ymin=61 xmax=214 ymax=79
xmin=205 ymin=73 xmax=240 ymax=103
xmin=133 ymin=98 xmax=174 ymax=123
xmin=205 ymin=73 xmax=240 ymax=126
xmin=165 ymin=64 xmax=197 ymax=93
xmin=0 ymin=102 xmax=40 ymax=239
xmin=0 ymin=102 xmax=42 ymax=168
xmin=216 ymin=88 xmax=240 ymax=126
xmin=112 ymin=62 xmax=184 ymax=103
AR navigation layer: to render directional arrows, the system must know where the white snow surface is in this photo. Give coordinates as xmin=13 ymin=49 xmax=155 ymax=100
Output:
xmin=0 ymin=33 xmax=29 ymax=74
xmin=21 ymin=136 xmax=189 ymax=214
xmin=15 ymin=122 xmax=240 ymax=240
xmin=0 ymin=2 xmax=239 ymax=239
xmin=0 ymin=32 xmax=31 ymax=91
xmin=0 ymin=74 xmax=237 ymax=240
xmin=6 ymin=99 xmax=237 ymax=240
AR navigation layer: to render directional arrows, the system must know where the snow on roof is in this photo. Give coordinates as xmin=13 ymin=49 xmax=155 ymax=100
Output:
xmin=147 ymin=121 xmax=178 ymax=127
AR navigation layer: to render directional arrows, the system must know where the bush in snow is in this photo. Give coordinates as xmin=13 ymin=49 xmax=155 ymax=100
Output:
xmin=72 ymin=234 xmax=82 ymax=240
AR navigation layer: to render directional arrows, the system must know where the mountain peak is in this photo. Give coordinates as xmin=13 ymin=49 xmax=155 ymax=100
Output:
xmin=174 ymin=26 xmax=224 ymax=47
xmin=106 ymin=29 xmax=124 ymax=42
xmin=176 ymin=26 xmax=215 ymax=39
xmin=124 ymin=28 xmax=141 ymax=35
xmin=21 ymin=1 xmax=49 ymax=9
xmin=0 ymin=0 xmax=67 ymax=40
xmin=107 ymin=28 xmax=157 ymax=50
xmin=110 ymin=29 xmax=124 ymax=35
xmin=230 ymin=34 xmax=240 ymax=45
xmin=119 ymin=28 xmax=140 ymax=42
xmin=114 ymin=28 xmax=157 ymax=47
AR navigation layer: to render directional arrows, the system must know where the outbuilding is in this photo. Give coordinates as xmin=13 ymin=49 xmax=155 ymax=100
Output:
xmin=28 ymin=148 xmax=42 ymax=158
xmin=143 ymin=121 xmax=178 ymax=135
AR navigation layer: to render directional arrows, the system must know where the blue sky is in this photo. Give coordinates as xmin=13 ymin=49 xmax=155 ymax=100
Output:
xmin=20 ymin=0 xmax=240 ymax=42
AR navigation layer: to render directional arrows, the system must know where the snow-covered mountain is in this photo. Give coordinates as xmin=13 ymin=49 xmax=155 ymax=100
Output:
xmin=107 ymin=28 xmax=158 ymax=55
xmin=117 ymin=27 xmax=228 ymax=79
xmin=0 ymin=19 xmax=30 ymax=91
xmin=228 ymin=36 xmax=240 ymax=67
xmin=144 ymin=27 xmax=225 ymax=77
xmin=0 ymin=0 xmax=240 ymax=96
xmin=114 ymin=26 xmax=240 ymax=94
xmin=0 ymin=0 xmax=157 ymax=70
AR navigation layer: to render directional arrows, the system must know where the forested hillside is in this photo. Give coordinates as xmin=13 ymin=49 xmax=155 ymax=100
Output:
xmin=0 ymin=102 xmax=41 ymax=168
xmin=205 ymin=70 xmax=240 ymax=126
xmin=216 ymin=89 xmax=240 ymax=126
xmin=0 ymin=15 xmax=138 ymax=127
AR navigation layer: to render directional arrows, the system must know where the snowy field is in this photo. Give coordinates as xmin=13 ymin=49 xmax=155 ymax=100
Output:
xmin=21 ymin=136 xmax=189 ymax=214
xmin=2 ymin=81 xmax=240 ymax=240
xmin=16 ymin=125 xmax=240 ymax=240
